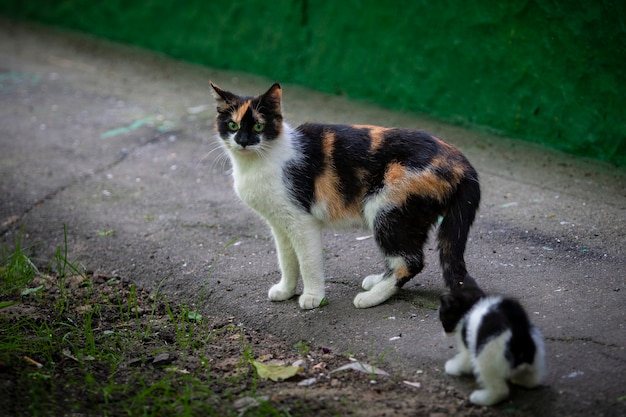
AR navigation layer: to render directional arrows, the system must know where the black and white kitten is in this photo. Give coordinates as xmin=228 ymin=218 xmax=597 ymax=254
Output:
xmin=210 ymin=82 xmax=480 ymax=309
xmin=439 ymin=283 xmax=546 ymax=406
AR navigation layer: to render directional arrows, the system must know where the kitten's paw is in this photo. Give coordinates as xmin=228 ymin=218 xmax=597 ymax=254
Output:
xmin=445 ymin=359 xmax=465 ymax=376
xmin=298 ymin=293 xmax=325 ymax=310
xmin=361 ymin=273 xmax=384 ymax=290
xmin=353 ymin=279 xmax=398 ymax=308
xmin=444 ymin=353 xmax=472 ymax=375
xmin=469 ymin=388 xmax=508 ymax=406
xmin=268 ymin=283 xmax=296 ymax=302
xmin=510 ymin=368 xmax=542 ymax=388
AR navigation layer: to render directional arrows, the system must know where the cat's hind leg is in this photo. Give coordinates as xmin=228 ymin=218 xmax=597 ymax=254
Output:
xmin=469 ymin=384 xmax=509 ymax=407
xmin=353 ymin=274 xmax=398 ymax=308
xmin=353 ymin=256 xmax=418 ymax=308
xmin=510 ymin=328 xmax=546 ymax=388
xmin=361 ymin=273 xmax=384 ymax=290
xmin=510 ymin=365 xmax=543 ymax=389
xmin=355 ymin=194 xmax=434 ymax=308
xmin=470 ymin=364 xmax=510 ymax=406
xmin=470 ymin=342 xmax=511 ymax=406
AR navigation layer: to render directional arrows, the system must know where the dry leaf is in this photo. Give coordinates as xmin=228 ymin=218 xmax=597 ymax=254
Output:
xmin=252 ymin=360 xmax=300 ymax=381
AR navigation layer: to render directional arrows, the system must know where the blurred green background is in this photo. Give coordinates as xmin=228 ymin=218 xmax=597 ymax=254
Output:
xmin=1 ymin=0 xmax=624 ymax=166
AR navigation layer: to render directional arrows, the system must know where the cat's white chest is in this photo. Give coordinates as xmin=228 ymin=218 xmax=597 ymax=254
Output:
xmin=233 ymin=161 xmax=283 ymax=208
xmin=227 ymin=132 xmax=298 ymax=222
xmin=232 ymin=163 xmax=298 ymax=226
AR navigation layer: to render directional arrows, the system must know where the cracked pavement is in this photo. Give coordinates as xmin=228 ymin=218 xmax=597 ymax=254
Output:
xmin=1 ymin=19 xmax=625 ymax=416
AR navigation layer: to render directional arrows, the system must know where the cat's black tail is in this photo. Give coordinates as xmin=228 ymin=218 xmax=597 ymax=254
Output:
xmin=438 ymin=168 xmax=480 ymax=289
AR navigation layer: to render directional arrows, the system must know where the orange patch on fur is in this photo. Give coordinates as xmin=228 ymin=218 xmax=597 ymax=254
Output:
xmin=410 ymin=170 xmax=453 ymax=202
xmin=314 ymin=174 xmax=364 ymax=220
xmin=384 ymin=162 xmax=453 ymax=205
xmin=321 ymin=130 xmax=336 ymax=159
xmin=352 ymin=124 xmax=380 ymax=129
xmin=352 ymin=124 xmax=388 ymax=152
xmin=314 ymin=129 xmax=363 ymax=221
xmin=369 ymin=127 xmax=388 ymax=152
xmin=395 ymin=264 xmax=410 ymax=280
xmin=233 ymin=101 xmax=251 ymax=123
xmin=431 ymin=137 xmax=470 ymax=184
xmin=431 ymin=153 xmax=466 ymax=184
xmin=384 ymin=163 xmax=406 ymax=184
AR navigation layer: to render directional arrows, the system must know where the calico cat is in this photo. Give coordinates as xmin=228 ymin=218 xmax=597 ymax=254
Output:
xmin=439 ymin=283 xmax=546 ymax=406
xmin=210 ymin=82 xmax=480 ymax=309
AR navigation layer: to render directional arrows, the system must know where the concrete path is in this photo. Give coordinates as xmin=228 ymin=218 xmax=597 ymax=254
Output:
xmin=1 ymin=19 xmax=624 ymax=416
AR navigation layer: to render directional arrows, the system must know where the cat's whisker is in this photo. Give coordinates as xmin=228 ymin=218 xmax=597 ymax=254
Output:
xmin=196 ymin=145 xmax=221 ymax=164
xmin=196 ymin=143 xmax=232 ymax=173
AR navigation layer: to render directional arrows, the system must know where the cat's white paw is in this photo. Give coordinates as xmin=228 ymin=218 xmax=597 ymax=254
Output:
xmin=361 ymin=273 xmax=384 ymax=290
xmin=445 ymin=359 xmax=464 ymax=376
xmin=469 ymin=388 xmax=508 ymax=406
xmin=298 ymin=293 xmax=325 ymax=310
xmin=353 ymin=291 xmax=381 ymax=308
xmin=268 ymin=283 xmax=296 ymax=302
xmin=445 ymin=355 xmax=472 ymax=376
xmin=510 ymin=367 xmax=542 ymax=388
xmin=353 ymin=279 xmax=398 ymax=308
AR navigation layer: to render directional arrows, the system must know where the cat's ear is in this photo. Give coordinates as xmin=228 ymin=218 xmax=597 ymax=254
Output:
xmin=260 ymin=82 xmax=282 ymax=111
xmin=210 ymin=81 xmax=238 ymax=111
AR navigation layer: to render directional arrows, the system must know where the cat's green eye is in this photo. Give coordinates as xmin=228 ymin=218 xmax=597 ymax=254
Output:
xmin=253 ymin=123 xmax=265 ymax=133
xmin=227 ymin=121 xmax=239 ymax=131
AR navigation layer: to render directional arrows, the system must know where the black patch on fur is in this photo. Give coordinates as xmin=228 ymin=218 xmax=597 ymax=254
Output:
xmin=375 ymin=194 xmax=443 ymax=257
xmin=438 ymin=284 xmax=486 ymax=334
xmin=284 ymin=124 xmax=326 ymax=212
xmin=475 ymin=309 xmax=509 ymax=355
xmin=474 ymin=298 xmax=537 ymax=367
xmin=499 ymin=299 xmax=537 ymax=367
xmin=461 ymin=322 xmax=469 ymax=348
xmin=438 ymin=172 xmax=480 ymax=289
xmin=328 ymin=125 xmax=378 ymax=206
xmin=235 ymin=107 xmax=262 ymax=148
xmin=255 ymin=93 xmax=283 ymax=140
xmin=377 ymin=128 xmax=441 ymax=170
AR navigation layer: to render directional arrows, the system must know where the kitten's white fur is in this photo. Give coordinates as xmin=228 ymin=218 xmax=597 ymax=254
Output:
xmin=222 ymin=123 xmax=398 ymax=309
xmin=445 ymin=296 xmax=546 ymax=406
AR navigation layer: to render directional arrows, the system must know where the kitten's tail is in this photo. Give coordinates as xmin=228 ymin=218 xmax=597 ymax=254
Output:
xmin=438 ymin=167 xmax=480 ymax=289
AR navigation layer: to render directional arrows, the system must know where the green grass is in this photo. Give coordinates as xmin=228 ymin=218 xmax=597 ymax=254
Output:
xmin=0 ymin=229 xmax=293 ymax=416
xmin=0 ymin=229 xmax=39 ymax=296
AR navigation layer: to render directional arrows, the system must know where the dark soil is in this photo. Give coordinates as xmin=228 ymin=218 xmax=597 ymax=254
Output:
xmin=0 ymin=271 xmax=512 ymax=416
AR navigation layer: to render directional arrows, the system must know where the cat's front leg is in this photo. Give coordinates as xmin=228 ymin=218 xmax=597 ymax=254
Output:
xmin=289 ymin=220 xmax=326 ymax=309
xmin=267 ymin=225 xmax=299 ymax=302
xmin=469 ymin=384 xmax=509 ymax=406
xmin=445 ymin=348 xmax=473 ymax=376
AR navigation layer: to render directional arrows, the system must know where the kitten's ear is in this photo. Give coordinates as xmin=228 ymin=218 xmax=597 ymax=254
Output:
xmin=210 ymin=81 xmax=238 ymax=111
xmin=261 ymin=82 xmax=282 ymax=111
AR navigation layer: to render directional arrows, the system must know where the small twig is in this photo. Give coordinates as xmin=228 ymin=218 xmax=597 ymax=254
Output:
xmin=23 ymin=355 xmax=43 ymax=368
